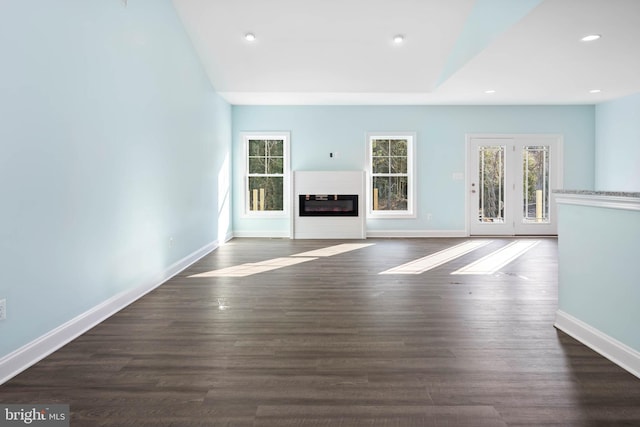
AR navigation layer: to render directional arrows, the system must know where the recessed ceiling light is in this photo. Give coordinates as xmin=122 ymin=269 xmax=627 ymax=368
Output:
xmin=393 ymin=35 xmax=404 ymax=44
xmin=244 ymin=33 xmax=256 ymax=42
xmin=590 ymin=89 xmax=602 ymax=93
xmin=581 ymin=34 xmax=601 ymax=42
xmin=484 ymin=89 xmax=496 ymax=94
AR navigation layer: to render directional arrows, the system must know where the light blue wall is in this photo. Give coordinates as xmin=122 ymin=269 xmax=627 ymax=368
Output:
xmin=232 ymin=105 xmax=594 ymax=235
xmin=595 ymin=92 xmax=640 ymax=191
xmin=557 ymin=204 xmax=640 ymax=351
xmin=0 ymin=0 xmax=231 ymax=358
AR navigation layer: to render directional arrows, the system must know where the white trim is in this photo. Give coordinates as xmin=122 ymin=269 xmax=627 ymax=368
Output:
xmin=466 ymin=133 xmax=565 ymax=140
xmin=240 ymin=131 xmax=291 ymax=218
xmin=465 ymin=133 xmax=563 ymax=236
xmin=366 ymin=132 xmax=417 ymax=219
xmin=366 ymin=229 xmax=466 ymax=238
xmin=555 ymin=310 xmax=640 ymax=379
xmin=0 ymin=240 xmax=219 ymax=385
xmin=289 ymin=171 xmax=296 ymax=239
xmin=232 ymin=230 xmax=291 ymax=238
xmin=554 ymin=193 xmax=640 ymax=211
xmin=464 ymin=135 xmax=469 ymax=236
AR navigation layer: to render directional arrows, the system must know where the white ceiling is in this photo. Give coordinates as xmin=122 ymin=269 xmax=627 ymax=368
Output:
xmin=172 ymin=0 xmax=640 ymax=105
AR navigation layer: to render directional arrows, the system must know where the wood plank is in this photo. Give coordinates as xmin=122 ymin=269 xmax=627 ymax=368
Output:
xmin=1 ymin=238 xmax=639 ymax=426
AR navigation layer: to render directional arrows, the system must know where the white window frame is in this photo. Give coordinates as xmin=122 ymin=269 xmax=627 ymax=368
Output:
xmin=366 ymin=132 xmax=417 ymax=218
xmin=241 ymin=131 xmax=291 ymax=218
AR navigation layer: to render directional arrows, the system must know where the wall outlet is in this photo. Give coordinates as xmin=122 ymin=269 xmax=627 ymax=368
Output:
xmin=0 ymin=298 xmax=6 ymax=320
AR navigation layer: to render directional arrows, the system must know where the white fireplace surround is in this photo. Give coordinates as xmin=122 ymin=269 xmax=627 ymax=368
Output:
xmin=292 ymin=171 xmax=366 ymax=239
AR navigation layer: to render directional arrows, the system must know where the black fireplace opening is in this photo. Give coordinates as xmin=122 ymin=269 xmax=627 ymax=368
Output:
xmin=299 ymin=194 xmax=358 ymax=217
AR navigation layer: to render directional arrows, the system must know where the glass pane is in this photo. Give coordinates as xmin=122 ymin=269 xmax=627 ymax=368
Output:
xmin=248 ymin=176 xmax=283 ymax=211
xmin=267 ymin=157 xmax=283 ymax=174
xmin=372 ymin=156 xmax=389 ymax=174
xmin=478 ymin=146 xmax=505 ymax=223
xmin=266 ymin=140 xmax=283 ymax=156
xmin=372 ymin=176 xmax=408 ymax=211
xmin=522 ymin=145 xmax=550 ymax=223
xmin=248 ymin=157 xmax=266 ymax=174
xmin=249 ymin=140 xmax=265 ymax=156
xmin=390 ymin=157 xmax=407 ymax=174
xmin=390 ymin=139 xmax=407 ymax=156
xmin=372 ymin=139 xmax=390 ymax=157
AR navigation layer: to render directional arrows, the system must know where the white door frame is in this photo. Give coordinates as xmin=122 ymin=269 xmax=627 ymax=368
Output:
xmin=465 ymin=134 xmax=564 ymax=236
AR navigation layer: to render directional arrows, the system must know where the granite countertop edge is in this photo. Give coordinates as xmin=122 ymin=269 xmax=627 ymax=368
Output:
xmin=553 ymin=189 xmax=640 ymax=198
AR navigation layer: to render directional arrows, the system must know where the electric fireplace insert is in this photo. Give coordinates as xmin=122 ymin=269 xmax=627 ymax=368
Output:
xmin=299 ymin=194 xmax=358 ymax=217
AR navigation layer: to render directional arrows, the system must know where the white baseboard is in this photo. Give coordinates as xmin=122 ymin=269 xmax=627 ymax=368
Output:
xmin=233 ymin=230 xmax=467 ymax=239
xmin=554 ymin=310 xmax=640 ymax=379
xmin=233 ymin=231 xmax=291 ymax=238
xmin=0 ymin=240 xmax=219 ymax=385
xmin=366 ymin=230 xmax=467 ymax=238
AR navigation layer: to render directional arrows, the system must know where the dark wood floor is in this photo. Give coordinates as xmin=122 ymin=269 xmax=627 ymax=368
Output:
xmin=2 ymin=238 xmax=639 ymax=426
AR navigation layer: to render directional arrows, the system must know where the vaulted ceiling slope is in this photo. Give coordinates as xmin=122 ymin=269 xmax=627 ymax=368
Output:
xmin=172 ymin=0 xmax=640 ymax=105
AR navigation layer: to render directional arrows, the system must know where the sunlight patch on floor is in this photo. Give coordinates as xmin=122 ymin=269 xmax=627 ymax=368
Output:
xmin=190 ymin=243 xmax=374 ymax=278
xmin=291 ymin=243 xmax=375 ymax=257
xmin=189 ymin=257 xmax=317 ymax=278
xmin=379 ymin=240 xmax=492 ymax=274
xmin=451 ymin=240 xmax=540 ymax=275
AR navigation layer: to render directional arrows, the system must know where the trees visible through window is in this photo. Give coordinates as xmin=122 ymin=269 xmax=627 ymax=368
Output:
xmin=478 ymin=145 xmax=505 ymax=222
xmin=243 ymin=133 xmax=289 ymax=215
xmin=368 ymin=133 xmax=415 ymax=217
xmin=522 ymin=145 xmax=550 ymax=223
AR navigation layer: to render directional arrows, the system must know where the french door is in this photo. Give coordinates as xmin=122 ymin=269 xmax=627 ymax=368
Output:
xmin=468 ymin=135 xmax=562 ymax=235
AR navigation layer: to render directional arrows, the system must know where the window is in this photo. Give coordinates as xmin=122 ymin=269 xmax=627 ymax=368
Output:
xmin=367 ymin=132 xmax=416 ymax=218
xmin=242 ymin=132 xmax=290 ymax=216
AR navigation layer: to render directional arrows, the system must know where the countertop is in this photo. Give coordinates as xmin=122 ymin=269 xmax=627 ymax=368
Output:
xmin=553 ymin=189 xmax=640 ymax=198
